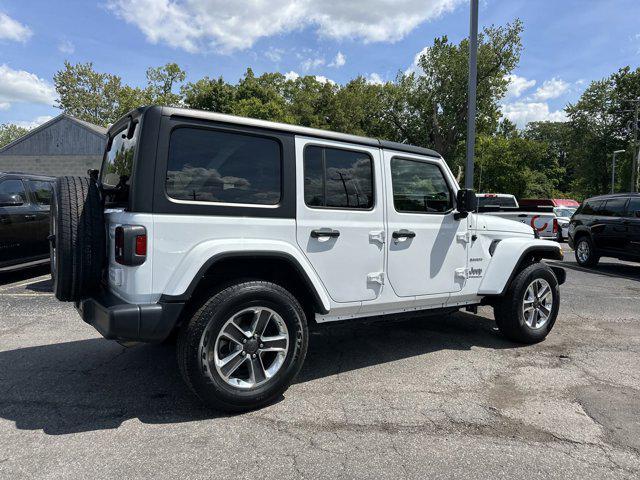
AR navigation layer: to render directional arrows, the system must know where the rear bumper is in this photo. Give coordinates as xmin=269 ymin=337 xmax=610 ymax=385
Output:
xmin=75 ymin=290 xmax=184 ymax=343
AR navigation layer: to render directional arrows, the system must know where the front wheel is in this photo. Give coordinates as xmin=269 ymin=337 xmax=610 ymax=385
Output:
xmin=494 ymin=263 xmax=560 ymax=344
xmin=177 ymin=281 xmax=308 ymax=412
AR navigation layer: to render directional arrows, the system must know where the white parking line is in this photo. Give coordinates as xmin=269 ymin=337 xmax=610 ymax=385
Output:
xmin=0 ymin=293 xmax=54 ymax=297
xmin=0 ymin=275 xmax=51 ymax=292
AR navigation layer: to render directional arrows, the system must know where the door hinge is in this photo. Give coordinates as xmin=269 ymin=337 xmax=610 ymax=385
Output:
xmin=455 ymin=267 xmax=468 ymax=279
xmin=369 ymin=230 xmax=385 ymax=244
xmin=456 ymin=232 xmax=471 ymax=244
xmin=367 ymin=272 xmax=385 ymax=285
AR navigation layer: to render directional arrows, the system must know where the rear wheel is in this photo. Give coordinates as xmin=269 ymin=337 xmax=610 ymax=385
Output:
xmin=575 ymin=235 xmax=599 ymax=267
xmin=50 ymin=176 xmax=105 ymax=301
xmin=177 ymin=281 xmax=308 ymax=412
xmin=494 ymin=263 xmax=560 ymax=344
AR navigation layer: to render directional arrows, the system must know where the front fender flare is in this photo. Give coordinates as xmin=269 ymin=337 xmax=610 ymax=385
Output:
xmin=478 ymin=238 xmax=563 ymax=296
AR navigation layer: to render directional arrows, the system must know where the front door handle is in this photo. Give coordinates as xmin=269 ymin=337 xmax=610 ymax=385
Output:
xmin=311 ymin=228 xmax=340 ymax=238
xmin=392 ymin=229 xmax=416 ymax=239
xmin=24 ymin=214 xmax=37 ymax=221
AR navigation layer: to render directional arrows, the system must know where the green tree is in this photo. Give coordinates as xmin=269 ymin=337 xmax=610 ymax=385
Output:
xmin=0 ymin=124 xmax=29 ymax=149
xmin=145 ymin=63 xmax=186 ymax=106
xmin=53 ymin=61 xmax=124 ymax=126
xmin=384 ymin=20 xmax=523 ymax=174
xmin=182 ymin=76 xmax=236 ymax=113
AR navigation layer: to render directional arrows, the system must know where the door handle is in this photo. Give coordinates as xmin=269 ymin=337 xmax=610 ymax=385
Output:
xmin=392 ymin=229 xmax=416 ymax=239
xmin=24 ymin=214 xmax=37 ymax=221
xmin=311 ymin=228 xmax=340 ymax=238
xmin=622 ymin=220 xmax=631 ymax=225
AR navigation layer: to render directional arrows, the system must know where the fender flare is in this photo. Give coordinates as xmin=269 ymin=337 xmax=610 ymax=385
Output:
xmin=478 ymin=239 xmax=564 ymax=296
xmin=158 ymin=241 xmax=331 ymax=314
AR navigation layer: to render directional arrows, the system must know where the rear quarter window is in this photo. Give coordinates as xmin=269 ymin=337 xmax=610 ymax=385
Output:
xmin=166 ymin=127 xmax=282 ymax=206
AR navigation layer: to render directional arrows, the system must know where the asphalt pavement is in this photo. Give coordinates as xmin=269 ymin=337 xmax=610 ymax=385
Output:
xmin=0 ymin=252 xmax=639 ymax=479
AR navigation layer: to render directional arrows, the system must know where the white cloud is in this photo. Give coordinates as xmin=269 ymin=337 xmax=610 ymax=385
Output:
xmin=314 ymin=75 xmax=336 ymax=85
xmin=505 ymin=74 xmax=536 ymax=99
xmin=12 ymin=115 xmax=54 ymax=130
xmin=0 ymin=12 xmax=32 ymax=43
xmin=405 ymin=46 xmax=430 ymax=74
xmin=0 ymin=102 xmax=10 ymax=111
xmin=284 ymin=70 xmax=300 ymax=81
xmin=265 ymin=47 xmax=284 ymax=62
xmin=301 ymin=57 xmax=325 ymax=72
xmin=58 ymin=39 xmax=75 ymax=55
xmin=366 ymin=73 xmax=384 ymax=85
xmin=0 ymin=64 xmax=57 ymax=107
xmin=329 ymin=51 xmax=346 ymax=68
xmin=501 ymin=102 xmax=567 ymax=127
xmin=107 ymin=0 xmax=462 ymax=53
xmin=532 ymin=77 xmax=570 ymax=101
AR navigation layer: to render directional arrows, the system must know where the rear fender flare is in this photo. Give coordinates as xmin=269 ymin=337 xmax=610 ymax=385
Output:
xmin=159 ymin=239 xmax=331 ymax=314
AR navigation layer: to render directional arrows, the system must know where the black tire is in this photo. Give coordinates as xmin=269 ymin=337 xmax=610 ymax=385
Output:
xmin=574 ymin=235 xmax=599 ymax=267
xmin=177 ymin=281 xmax=308 ymax=412
xmin=494 ymin=263 xmax=560 ymax=344
xmin=50 ymin=176 xmax=105 ymax=301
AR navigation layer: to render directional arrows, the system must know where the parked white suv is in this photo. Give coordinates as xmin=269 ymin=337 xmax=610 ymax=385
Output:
xmin=49 ymin=106 xmax=565 ymax=411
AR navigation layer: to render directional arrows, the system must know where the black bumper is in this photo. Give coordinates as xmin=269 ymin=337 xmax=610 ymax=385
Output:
xmin=75 ymin=290 xmax=184 ymax=343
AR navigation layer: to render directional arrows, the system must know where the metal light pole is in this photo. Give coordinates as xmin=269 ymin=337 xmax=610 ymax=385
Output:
xmin=611 ymin=150 xmax=625 ymax=194
xmin=465 ymin=0 xmax=479 ymax=189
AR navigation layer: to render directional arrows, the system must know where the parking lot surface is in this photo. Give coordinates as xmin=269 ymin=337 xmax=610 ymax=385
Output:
xmin=0 ymin=254 xmax=639 ymax=479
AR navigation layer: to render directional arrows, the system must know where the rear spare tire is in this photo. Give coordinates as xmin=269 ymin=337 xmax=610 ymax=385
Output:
xmin=50 ymin=176 xmax=105 ymax=301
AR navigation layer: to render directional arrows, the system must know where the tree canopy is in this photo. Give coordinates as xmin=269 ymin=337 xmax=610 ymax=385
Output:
xmin=6 ymin=20 xmax=635 ymax=200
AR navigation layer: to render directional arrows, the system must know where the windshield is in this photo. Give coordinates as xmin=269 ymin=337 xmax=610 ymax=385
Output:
xmin=554 ymin=207 xmax=576 ymax=218
xmin=100 ymin=123 xmax=138 ymax=206
xmin=477 ymin=195 xmax=518 ymax=208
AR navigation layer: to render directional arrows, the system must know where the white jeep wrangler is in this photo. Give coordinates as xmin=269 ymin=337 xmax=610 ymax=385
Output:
xmin=50 ymin=106 xmax=565 ymax=411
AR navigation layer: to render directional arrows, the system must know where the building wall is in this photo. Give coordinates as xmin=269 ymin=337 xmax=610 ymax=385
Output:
xmin=1 ymin=116 xmax=106 ymax=156
xmin=0 ymin=155 xmax=102 ymax=177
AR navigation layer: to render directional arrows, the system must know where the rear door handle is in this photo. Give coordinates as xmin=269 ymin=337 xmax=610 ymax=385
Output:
xmin=311 ymin=228 xmax=340 ymax=238
xmin=24 ymin=214 xmax=36 ymax=221
xmin=392 ymin=229 xmax=416 ymax=239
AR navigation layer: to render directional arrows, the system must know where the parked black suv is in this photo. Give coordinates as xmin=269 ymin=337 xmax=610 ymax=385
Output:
xmin=568 ymin=193 xmax=640 ymax=267
xmin=0 ymin=172 xmax=55 ymax=272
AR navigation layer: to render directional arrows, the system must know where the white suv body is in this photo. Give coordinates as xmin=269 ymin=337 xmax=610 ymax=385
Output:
xmin=52 ymin=106 xmax=565 ymax=411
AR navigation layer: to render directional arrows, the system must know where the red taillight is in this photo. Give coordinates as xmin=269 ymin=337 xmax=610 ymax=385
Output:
xmin=135 ymin=234 xmax=147 ymax=256
xmin=114 ymin=225 xmax=146 ymax=266
xmin=553 ymin=218 xmax=558 ymax=233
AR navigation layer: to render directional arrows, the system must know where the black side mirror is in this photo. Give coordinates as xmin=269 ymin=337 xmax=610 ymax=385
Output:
xmin=0 ymin=193 xmax=24 ymax=207
xmin=455 ymin=189 xmax=477 ymax=219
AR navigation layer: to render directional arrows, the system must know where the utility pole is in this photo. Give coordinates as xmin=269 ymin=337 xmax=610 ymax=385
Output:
xmin=465 ymin=0 xmax=479 ymax=190
xmin=611 ymin=149 xmax=625 ymax=194
xmin=632 ymin=101 xmax=639 ymax=193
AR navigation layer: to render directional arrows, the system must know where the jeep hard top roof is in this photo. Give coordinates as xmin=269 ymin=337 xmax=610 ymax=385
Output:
xmin=114 ymin=106 xmax=442 ymax=159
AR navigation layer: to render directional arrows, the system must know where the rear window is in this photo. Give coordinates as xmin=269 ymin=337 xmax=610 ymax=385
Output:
xmin=627 ymin=198 xmax=640 ymax=217
xmin=477 ymin=195 xmax=518 ymax=208
xmin=166 ymin=127 xmax=281 ymax=205
xmin=598 ymin=198 xmax=627 ymax=217
xmin=101 ymin=123 xmax=138 ymax=205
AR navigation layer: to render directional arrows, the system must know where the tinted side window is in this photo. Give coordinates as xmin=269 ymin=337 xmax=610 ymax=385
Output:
xmin=27 ymin=180 xmax=53 ymax=206
xmin=0 ymin=179 xmax=26 ymax=201
xmin=166 ymin=128 xmax=281 ymax=205
xmin=391 ymin=158 xmax=452 ymax=213
xmin=600 ymin=198 xmax=627 ymax=217
xmin=627 ymin=198 xmax=640 ymax=217
xmin=581 ymin=200 xmax=601 ymax=216
xmin=303 ymin=145 xmax=374 ymax=209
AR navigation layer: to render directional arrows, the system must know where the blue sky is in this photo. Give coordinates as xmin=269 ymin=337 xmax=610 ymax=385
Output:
xmin=1 ymin=0 xmax=639 ymax=128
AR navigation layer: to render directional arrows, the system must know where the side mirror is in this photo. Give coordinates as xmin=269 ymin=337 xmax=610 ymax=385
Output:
xmin=455 ymin=189 xmax=477 ymax=219
xmin=0 ymin=193 xmax=24 ymax=207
